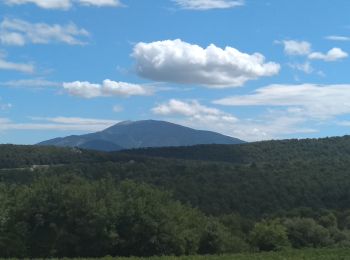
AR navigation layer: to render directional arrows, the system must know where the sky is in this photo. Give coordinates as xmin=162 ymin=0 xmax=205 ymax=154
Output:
xmin=1 ymin=0 xmax=350 ymax=144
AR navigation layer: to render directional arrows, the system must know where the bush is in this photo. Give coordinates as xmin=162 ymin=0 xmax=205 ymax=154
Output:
xmin=250 ymin=219 xmax=290 ymax=251
xmin=282 ymin=218 xmax=333 ymax=248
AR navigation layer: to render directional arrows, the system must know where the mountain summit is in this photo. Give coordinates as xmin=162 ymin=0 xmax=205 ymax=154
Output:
xmin=38 ymin=120 xmax=245 ymax=151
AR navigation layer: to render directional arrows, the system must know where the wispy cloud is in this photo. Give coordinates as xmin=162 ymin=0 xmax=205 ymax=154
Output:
xmin=153 ymin=99 xmax=238 ymax=123
xmin=0 ymin=98 xmax=12 ymax=111
xmin=288 ymin=62 xmax=313 ymax=74
xmin=0 ymin=116 xmax=119 ymax=131
xmin=173 ymin=0 xmax=244 ymax=10
xmin=152 ymin=99 xmax=315 ymax=141
xmin=112 ymin=105 xmax=123 ymax=113
xmin=0 ymin=18 xmax=89 ymax=46
xmin=0 ymin=53 xmax=34 ymax=73
xmin=214 ymin=84 xmax=350 ymax=119
xmin=0 ymin=78 xmax=60 ymax=88
xmin=4 ymin=0 xmax=123 ymax=10
xmin=325 ymin=35 xmax=350 ymax=41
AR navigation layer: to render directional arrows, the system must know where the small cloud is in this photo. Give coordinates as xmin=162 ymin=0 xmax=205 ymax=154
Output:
xmin=152 ymin=99 xmax=238 ymax=123
xmin=0 ymin=55 xmax=34 ymax=73
xmin=173 ymin=0 xmax=244 ymax=10
xmin=112 ymin=105 xmax=123 ymax=113
xmin=278 ymin=40 xmax=312 ymax=56
xmin=0 ymin=99 xmax=12 ymax=111
xmin=63 ymin=79 xmax=153 ymax=98
xmin=325 ymin=35 xmax=350 ymax=41
xmin=288 ymin=62 xmax=313 ymax=74
xmin=308 ymin=47 xmax=348 ymax=62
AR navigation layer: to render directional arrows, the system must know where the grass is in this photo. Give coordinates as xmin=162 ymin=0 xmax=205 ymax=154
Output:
xmin=7 ymin=249 xmax=350 ymax=260
xmin=100 ymin=249 xmax=350 ymax=260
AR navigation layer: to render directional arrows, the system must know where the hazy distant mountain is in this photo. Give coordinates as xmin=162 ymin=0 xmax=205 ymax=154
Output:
xmin=38 ymin=120 xmax=244 ymax=151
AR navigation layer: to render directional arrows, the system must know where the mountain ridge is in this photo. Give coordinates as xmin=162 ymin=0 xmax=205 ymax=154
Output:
xmin=38 ymin=119 xmax=244 ymax=151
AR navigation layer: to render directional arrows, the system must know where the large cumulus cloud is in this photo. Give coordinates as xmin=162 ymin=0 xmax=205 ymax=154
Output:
xmin=132 ymin=39 xmax=280 ymax=88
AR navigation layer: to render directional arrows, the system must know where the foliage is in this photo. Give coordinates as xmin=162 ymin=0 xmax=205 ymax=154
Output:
xmin=250 ymin=220 xmax=290 ymax=251
xmin=2 ymin=137 xmax=350 ymax=257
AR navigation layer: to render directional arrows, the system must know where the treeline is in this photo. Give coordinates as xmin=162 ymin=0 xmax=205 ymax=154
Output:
xmin=2 ymin=156 xmax=350 ymax=217
xmin=124 ymin=135 xmax=350 ymax=164
xmin=0 ymin=144 xmax=143 ymax=168
xmin=1 ymin=175 xmax=350 ymax=258
xmin=0 ymin=175 xmax=249 ymax=258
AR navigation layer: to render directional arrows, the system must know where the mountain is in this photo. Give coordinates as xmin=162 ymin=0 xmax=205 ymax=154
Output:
xmin=38 ymin=120 xmax=245 ymax=151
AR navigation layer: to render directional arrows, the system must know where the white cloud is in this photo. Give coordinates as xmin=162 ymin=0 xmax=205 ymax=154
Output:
xmin=0 ymin=55 xmax=34 ymax=73
xmin=0 ymin=116 xmax=119 ymax=131
xmin=4 ymin=0 xmax=122 ymax=9
xmin=30 ymin=116 xmax=118 ymax=125
xmin=325 ymin=35 xmax=350 ymax=41
xmin=152 ymin=99 xmax=238 ymax=123
xmin=0 ymin=103 xmax=12 ymax=110
xmin=214 ymin=84 xmax=350 ymax=119
xmin=0 ymin=98 xmax=12 ymax=111
xmin=288 ymin=62 xmax=313 ymax=74
xmin=0 ymin=78 xmax=60 ymax=88
xmin=337 ymin=121 xmax=350 ymax=127
xmin=4 ymin=0 xmax=71 ymax=9
xmin=308 ymin=47 xmax=348 ymax=62
xmin=0 ymin=118 xmax=12 ymax=124
xmin=152 ymin=99 xmax=315 ymax=141
xmin=279 ymin=39 xmax=348 ymax=62
xmin=0 ymin=18 xmax=89 ymax=46
xmin=225 ymin=111 xmax=316 ymax=141
xmin=63 ymin=79 xmax=153 ymax=98
xmin=173 ymin=0 xmax=244 ymax=10
xmin=280 ymin=40 xmax=312 ymax=56
xmin=64 ymin=81 xmax=101 ymax=98
xmin=133 ymin=39 xmax=280 ymax=88
xmin=78 ymin=0 xmax=121 ymax=7
xmin=112 ymin=105 xmax=123 ymax=112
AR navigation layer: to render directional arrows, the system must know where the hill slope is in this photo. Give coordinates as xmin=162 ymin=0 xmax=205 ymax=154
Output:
xmin=3 ymin=135 xmax=350 ymax=217
xmin=124 ymin=135 xmax=350 ymax=164
xmin=38 ymin=120 xmax=244 ymax=151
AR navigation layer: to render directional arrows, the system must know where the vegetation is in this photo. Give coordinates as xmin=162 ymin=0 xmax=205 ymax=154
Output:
xmin=1 ymin=249 xmax=350 ymax=259
xmin=2 ymin=136 xmax=350 ymax=257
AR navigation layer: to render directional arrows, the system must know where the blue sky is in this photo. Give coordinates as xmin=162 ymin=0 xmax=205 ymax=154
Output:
xmin=1 ymin=0 xmax=350 ymax=144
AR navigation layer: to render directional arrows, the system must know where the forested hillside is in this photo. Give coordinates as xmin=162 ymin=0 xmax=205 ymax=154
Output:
xmin=2 ymin=136 xmax=350 ymax=257
xmin=124 ymin=135 xmax=350 ymax=164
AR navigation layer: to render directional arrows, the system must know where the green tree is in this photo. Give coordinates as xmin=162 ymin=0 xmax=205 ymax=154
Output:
xmin=115 ymin=181 xmax=204 ymax=256
xmin=250 ymin=219 xmax=290 ymax=251
xmin=283 ymin=218 xmax=333 ymax=248
xmin=199 ymin=217 xmax=249 ymax=254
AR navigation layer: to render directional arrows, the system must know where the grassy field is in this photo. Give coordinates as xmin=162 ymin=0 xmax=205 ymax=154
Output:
xmin=98 ymin=249 xmax=349 ymax=260
xmin=6 ymin=249 xmax=349 ymax=260
xmin=95 ymin=249 xmax=350 ymax=260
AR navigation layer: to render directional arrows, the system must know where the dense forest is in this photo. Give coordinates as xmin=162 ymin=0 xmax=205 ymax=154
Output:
xmin=2 ymin=136 xmax=350 ymax=257
xmin=124 ymin=135 xmax=350 ymax=164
